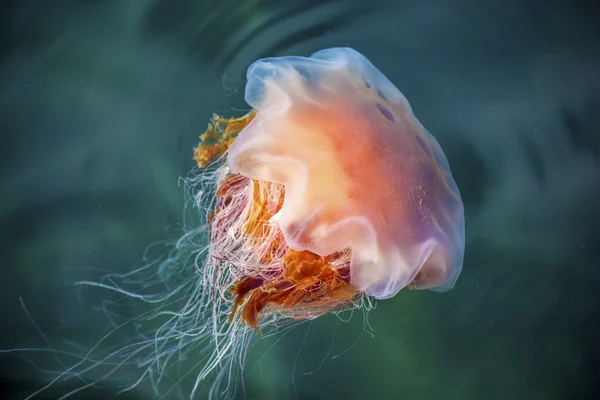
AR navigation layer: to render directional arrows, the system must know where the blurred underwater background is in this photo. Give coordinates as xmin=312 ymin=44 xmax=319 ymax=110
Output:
xmin=0 ymin=0 xmax=599 ymax=399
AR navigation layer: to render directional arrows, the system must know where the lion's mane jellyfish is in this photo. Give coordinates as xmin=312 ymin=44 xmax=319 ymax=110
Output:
xmin=195 ymin=48 xmax=464 ymax=330
xmin=24 ymin=48 xmax=463 ymax=400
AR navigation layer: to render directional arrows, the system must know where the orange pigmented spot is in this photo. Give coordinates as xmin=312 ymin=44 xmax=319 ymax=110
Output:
xmin=193 ymin=111 xmax=257 ymax=168
xmin=232 ymin=248 xmax=357 ymax=333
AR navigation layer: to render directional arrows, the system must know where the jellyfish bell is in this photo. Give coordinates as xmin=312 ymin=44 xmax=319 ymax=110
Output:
xmin=196 ymin=48 xmax=464 ymax=332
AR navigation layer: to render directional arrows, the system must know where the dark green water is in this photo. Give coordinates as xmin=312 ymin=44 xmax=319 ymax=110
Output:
xmin=1 ymin=1 xmax=599 ymax=399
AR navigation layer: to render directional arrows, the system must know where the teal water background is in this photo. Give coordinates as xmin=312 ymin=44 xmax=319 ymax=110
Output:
xmin=0 ymin=1 xmax=599 ymax=399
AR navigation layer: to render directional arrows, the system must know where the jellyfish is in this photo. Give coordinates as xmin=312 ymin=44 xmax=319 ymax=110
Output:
xmin=16 ymin=48 xmax=464 ymax=400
